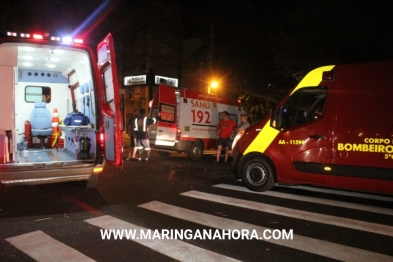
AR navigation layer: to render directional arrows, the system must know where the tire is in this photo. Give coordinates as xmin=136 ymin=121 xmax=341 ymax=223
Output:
xmin=241 ymin=157 xmax=275 ymax=192
xmin=158 ymin=151 xmax=171 ymax=157
xmin=188 ymin=142 xmax=204 ymax=161
xmin=85 ymin=174 xmax=98 ymax=188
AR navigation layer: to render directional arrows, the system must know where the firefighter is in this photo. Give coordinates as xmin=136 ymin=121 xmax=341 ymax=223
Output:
xmin=133 ymin=109 xmax=157 ymax=162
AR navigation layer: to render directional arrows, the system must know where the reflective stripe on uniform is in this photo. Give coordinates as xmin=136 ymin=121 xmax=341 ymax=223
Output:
xmin=134 ymin=117 xmax=156 ymax=132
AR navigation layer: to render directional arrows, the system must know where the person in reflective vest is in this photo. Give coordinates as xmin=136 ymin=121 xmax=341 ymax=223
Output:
xmin=133 ymin=108 xmax=157 ymax=162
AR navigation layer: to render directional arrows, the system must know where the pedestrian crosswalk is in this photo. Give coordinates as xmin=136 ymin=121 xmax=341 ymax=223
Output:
xmin=4 ymin=183 xmax=393 ymax=261
xmin=180 ymin=190 xmax=393 ymax=237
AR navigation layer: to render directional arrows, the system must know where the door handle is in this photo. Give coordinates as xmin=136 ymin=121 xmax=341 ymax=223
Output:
xmin=309 ymin=134 xmax=325 ymax=140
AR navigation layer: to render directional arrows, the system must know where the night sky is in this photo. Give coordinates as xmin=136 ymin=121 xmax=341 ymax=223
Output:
xmin=2 ymin=0 xmax=393 ymax=118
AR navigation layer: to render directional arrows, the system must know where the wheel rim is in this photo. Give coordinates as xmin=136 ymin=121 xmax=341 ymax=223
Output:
xmin=246 ymin=163 xmax=267 ymax=186
xmin=192 ymin=145 xmax=202 ymax=158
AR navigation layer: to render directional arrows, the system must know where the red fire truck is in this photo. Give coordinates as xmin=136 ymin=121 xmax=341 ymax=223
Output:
xmin=232 ymin=61 xmax=393 ymax=195
xmin=0 ymin=31 xmax=122 ymax=188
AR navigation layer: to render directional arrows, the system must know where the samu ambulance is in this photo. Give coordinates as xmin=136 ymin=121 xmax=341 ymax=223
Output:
xmin=148 ymin=85 xmax=246 ymax=160
xmin=232 ymin=61 xmax=393 ymax=195
xmin=0 ymin=31 xmax=122 ymax=189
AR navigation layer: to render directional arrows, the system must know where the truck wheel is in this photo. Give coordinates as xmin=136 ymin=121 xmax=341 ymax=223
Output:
xmin=241 ymin=157 xmax=275 ymax=192
xmin=158 ymin=151 xmax=171 ymax=157
xmin=188 ymin=142 xmax=204 ymax=161
xmin=86 ymin=174 xmax=98 ymax=188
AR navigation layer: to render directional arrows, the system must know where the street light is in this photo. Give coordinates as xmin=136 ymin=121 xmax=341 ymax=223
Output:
xmin=208 ymin=81 xmax=218 ymax=94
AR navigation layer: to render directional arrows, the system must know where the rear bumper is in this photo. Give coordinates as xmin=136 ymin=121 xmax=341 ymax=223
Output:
xmin=0 ymin=163 xmax=104 ymax=186
xmin=150 ymin=140 xmax=191 ymax=152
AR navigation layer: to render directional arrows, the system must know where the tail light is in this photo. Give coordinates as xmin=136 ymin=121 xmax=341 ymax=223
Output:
xmin=176 ymin=128 xmax=181 ymax=139
xmin=98 ymin=130 xmax=105 ymax=154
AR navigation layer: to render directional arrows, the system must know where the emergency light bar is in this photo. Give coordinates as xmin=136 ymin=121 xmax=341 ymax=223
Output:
xmin=6 ymin=31 xmax=83 ymax=44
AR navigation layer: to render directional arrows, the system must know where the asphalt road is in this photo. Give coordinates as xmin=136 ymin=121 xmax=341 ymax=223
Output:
xmin=1 ymin=150 xmax=393 ymax=261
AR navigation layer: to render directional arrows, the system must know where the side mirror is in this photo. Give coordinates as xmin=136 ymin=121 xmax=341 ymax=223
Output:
xmin=270 ymin=106 xmax=282 ymax=130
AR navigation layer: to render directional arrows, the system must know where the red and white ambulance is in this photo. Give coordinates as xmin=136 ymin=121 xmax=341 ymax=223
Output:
xmin=0 ymin=31 xmax=122 ymax=188
xmin=148 ymin=85 xmax=246 ymax=160
xmin=232 ymin=61 xmax=393 ymax=195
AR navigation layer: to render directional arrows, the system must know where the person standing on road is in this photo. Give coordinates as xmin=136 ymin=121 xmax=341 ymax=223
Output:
xmin=215 ymin=111 xmax=236 ymax=163
xmin=133 ymin=109 xmax=157 ymax=162
xmin=232 ymin=114 xmax=250 ymax=149
xmin=126 ymin=109 xmax=140 ymax=161
xmin=236 ymin=114 xmax=250 ymax=134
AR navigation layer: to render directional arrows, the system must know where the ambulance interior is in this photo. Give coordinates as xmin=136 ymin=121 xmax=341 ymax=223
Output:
xmin=0 ymin=42 xmax=97 ymax=165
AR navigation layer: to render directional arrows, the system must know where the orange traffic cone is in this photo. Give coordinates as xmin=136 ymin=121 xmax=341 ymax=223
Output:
xmin=52 ymin=108 xmax=59 ymax=127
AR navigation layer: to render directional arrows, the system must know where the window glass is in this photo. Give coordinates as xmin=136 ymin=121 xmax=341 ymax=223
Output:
xmin=159 ymin=103 xmax=175 ymax=123
xmin=281 ymin=87 xmax=327 ymax=129
xmin=25 ymin=86 xmax=51 ymax=103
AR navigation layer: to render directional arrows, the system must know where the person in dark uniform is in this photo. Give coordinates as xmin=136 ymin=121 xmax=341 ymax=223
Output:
xmin=133 ymin=109 xmax=157 ymax=162
xmin=126 ymin=109 xmax=139 ymax=161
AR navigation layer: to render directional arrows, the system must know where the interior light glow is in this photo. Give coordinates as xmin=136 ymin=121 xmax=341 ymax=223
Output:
xmin=47 ymin=64 xmax=56 ymax=68
xmin=22 ymin=62 xmax=33 ymax=67
xmin=23 ymin=56 xmax=34 ymax=60
xmin=33 ymin=34 xmax=43 ymax=40
xmin=62 ymin=37 xmax=72 ymax=44
xmin=23 ymin=47 xmax=36 ymax=51
xmin=53 ymin=50 xmax=64 ymax=54
xmin=51 ymin=36 xmax=61 ymax=41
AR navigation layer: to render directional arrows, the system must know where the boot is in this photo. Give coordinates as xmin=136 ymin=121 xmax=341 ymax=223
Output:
xmin=137 ymin=149 xmax=144 ymax=162
xmin=145 ymin=150 xmax=150 ymax=162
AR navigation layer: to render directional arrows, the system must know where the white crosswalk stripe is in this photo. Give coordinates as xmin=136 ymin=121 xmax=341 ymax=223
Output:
xmin=213 ymin=184 xmax=393 ymax=216
xmin=180 ymin=190 xmax=393 ymax=237
xmin=85 ymin=215 xmax=240 ymax=262
xmin=6 ymin=230 xmax=95 ymax=262
xmin=139 ymin=200 xmax=393 ymax=262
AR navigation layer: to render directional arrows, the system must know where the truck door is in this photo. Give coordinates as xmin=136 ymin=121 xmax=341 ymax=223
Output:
xmin=272 ymin=86 xmax=332 ymax=184
xmin=155 ymin=85 xmax=177 ymax=146
xmin=97 ymin=33 xmax=122 ymax=168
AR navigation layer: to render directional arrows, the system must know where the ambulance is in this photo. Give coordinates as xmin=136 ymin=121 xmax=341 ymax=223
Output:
xmin=0 ymin=31 xmax=122 ymax=189
xmin=232 ymin=61 xmax=393 ymax=195
xmin=148 ymin=85 xmax=246 ymax=160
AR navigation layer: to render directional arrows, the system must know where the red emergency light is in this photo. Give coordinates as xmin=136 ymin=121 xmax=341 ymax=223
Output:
xmin=6 ymin=31 xmax=83 ymax=44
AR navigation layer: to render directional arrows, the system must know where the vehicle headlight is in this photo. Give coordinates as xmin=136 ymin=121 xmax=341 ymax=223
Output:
xmin=231 ymin=130 xmax=245 ymax=149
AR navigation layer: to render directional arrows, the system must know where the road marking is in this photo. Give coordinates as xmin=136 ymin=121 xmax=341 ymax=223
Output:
xmin=214 ymin=184 xmax=393 ymax=216
xmin=6 ymin=230 xmax=95 ymax=262
xmin=139 ymin=201 xmax=393 ymax=262
xmin=275 ymin=184 xmax=393 ymax=202
xmin=181 ymin=190 xmax=393 ymax=237
xmin=85 ymin=215 xmax=240 ymax=262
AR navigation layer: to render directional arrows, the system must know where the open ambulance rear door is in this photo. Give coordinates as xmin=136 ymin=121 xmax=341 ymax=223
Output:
xmin=154 ymin=85 xmax=177 ymax=146
xmin=97 ymin=33 xmax=123 ymax=168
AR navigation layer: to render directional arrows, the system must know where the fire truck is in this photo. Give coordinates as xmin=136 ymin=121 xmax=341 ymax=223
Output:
xmin=148 ymin=85 xmax=246 ymax=160
xmin=0 ymin=31 xmax=122 ymax=189
xmin=232 ymin=61 xmax=393 ymax=195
